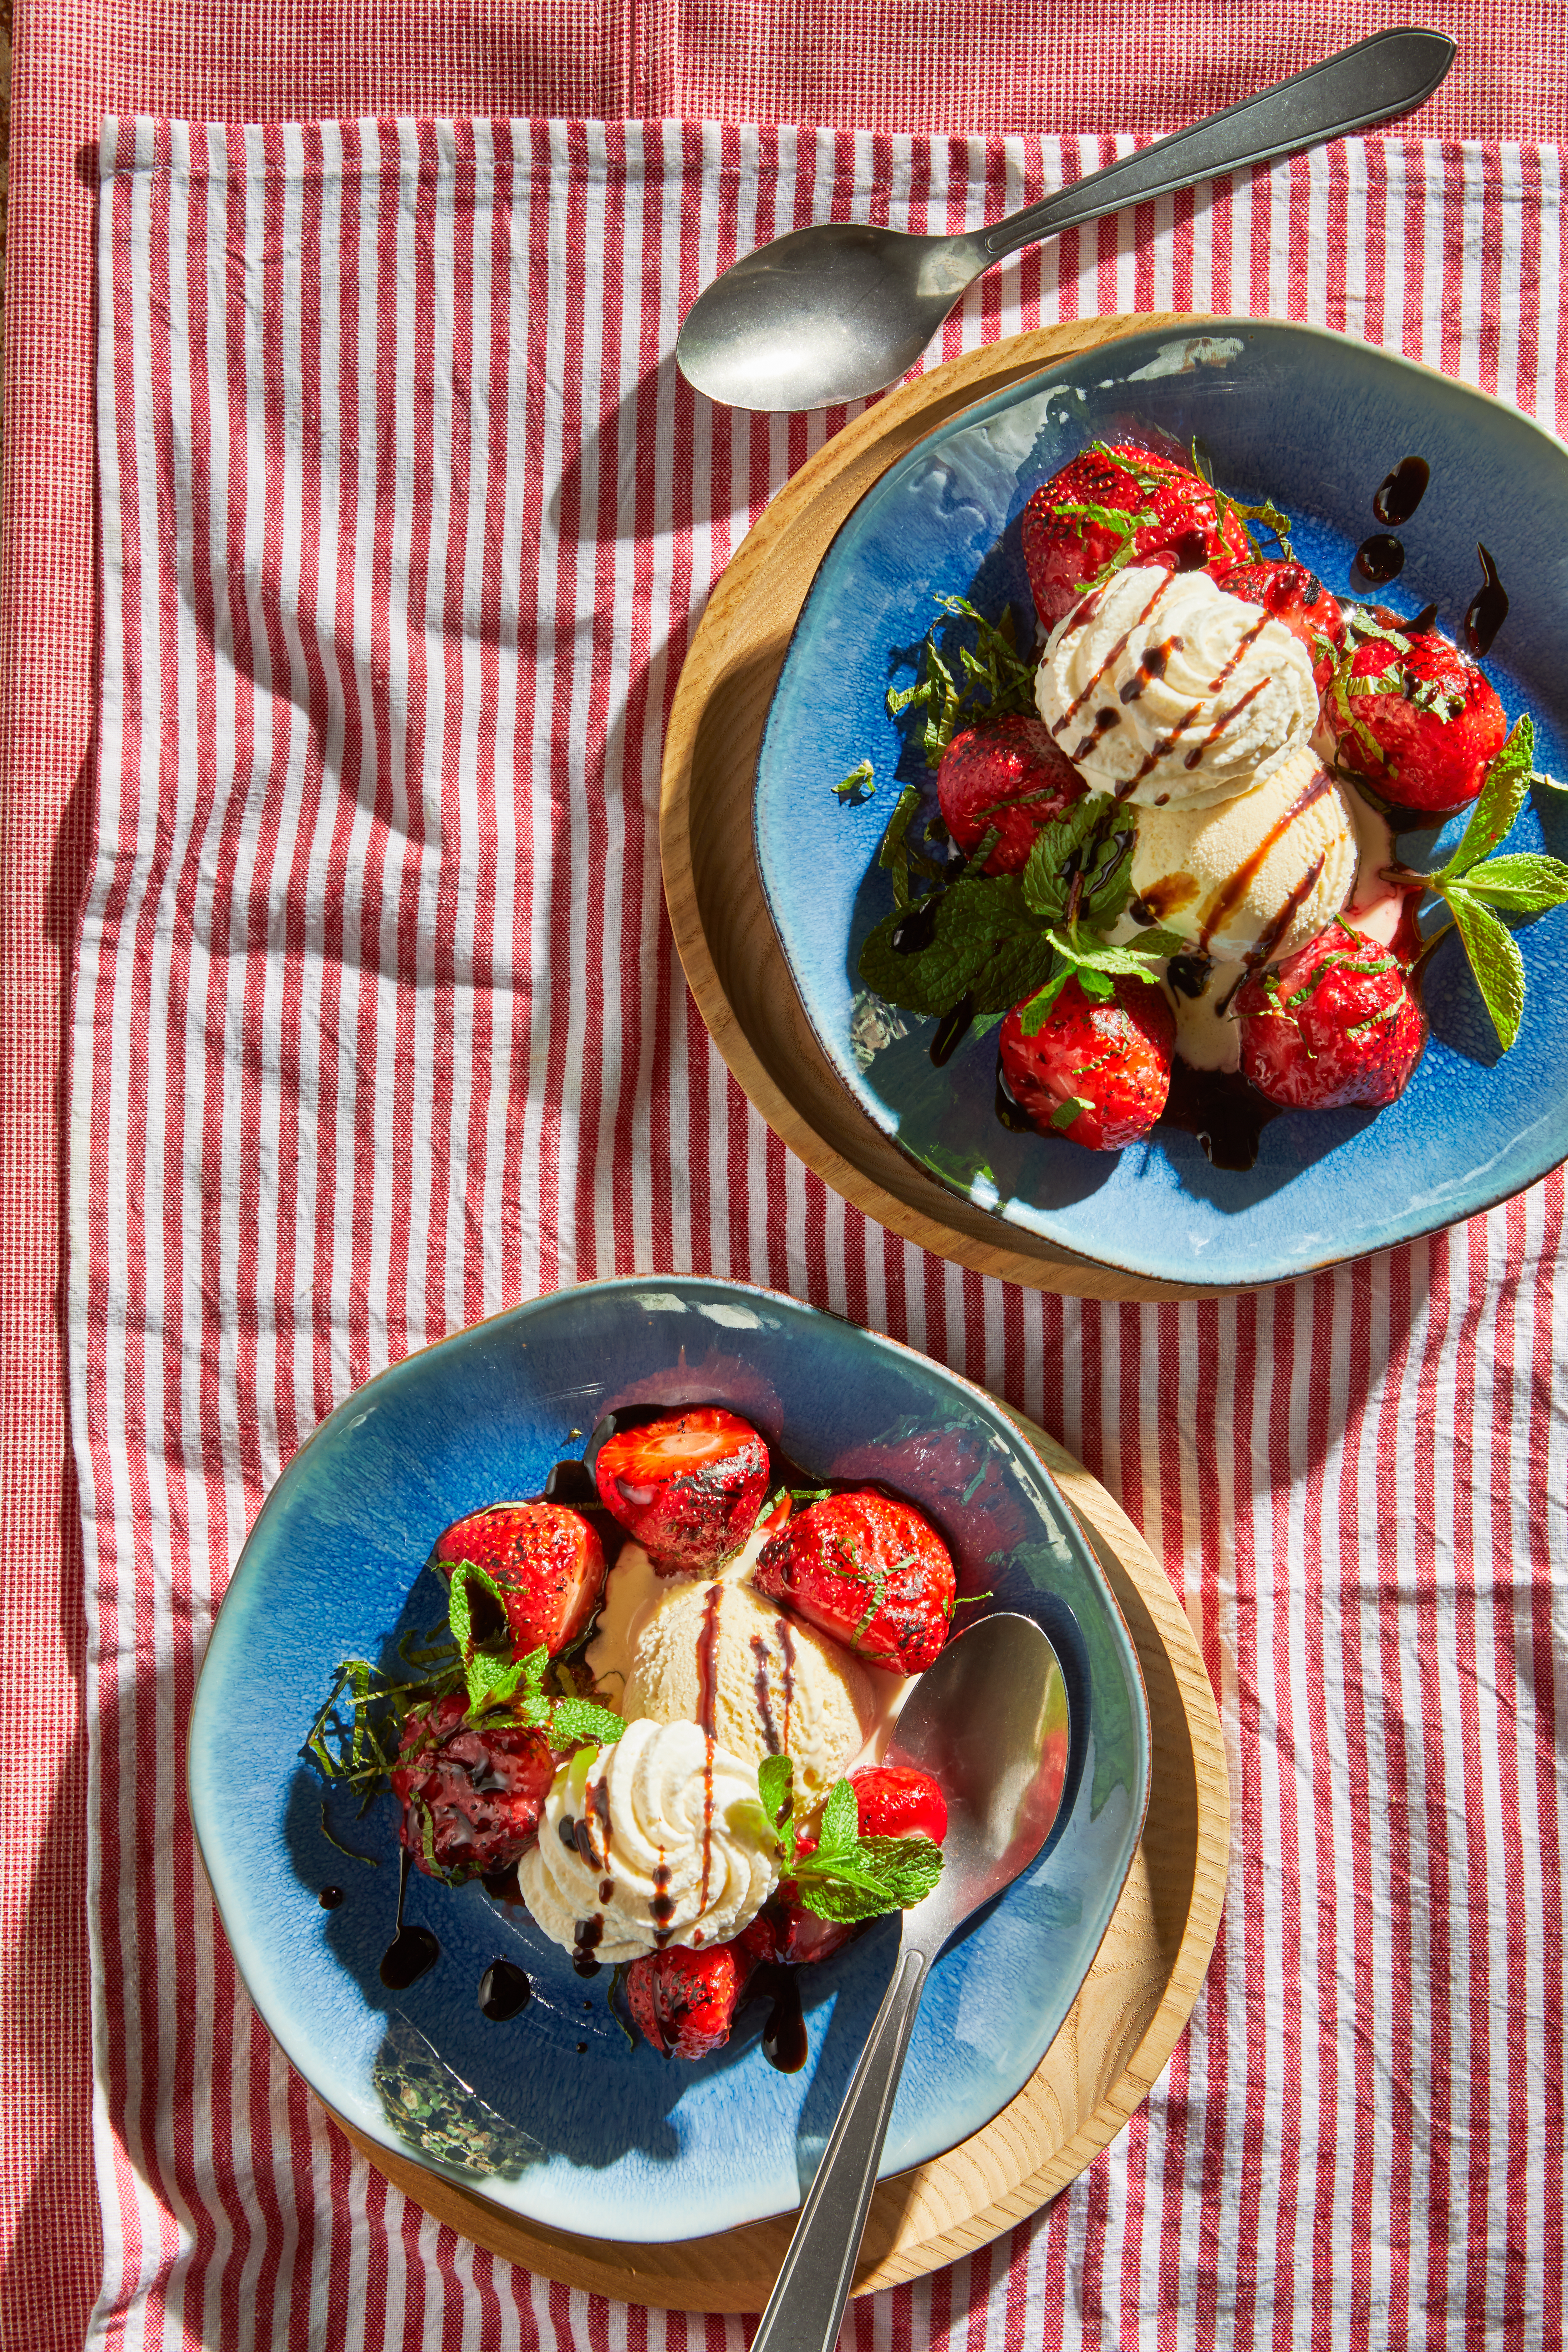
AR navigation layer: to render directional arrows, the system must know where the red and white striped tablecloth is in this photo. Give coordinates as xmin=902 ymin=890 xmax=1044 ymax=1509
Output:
xmin=57 ymin=112 xmax=1567 ymax=2348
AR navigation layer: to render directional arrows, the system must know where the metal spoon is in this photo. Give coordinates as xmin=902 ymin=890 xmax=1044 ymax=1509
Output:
xmin=751 ymin=1612 xmax=1071 ymax=2352
xmin=676 ymin=27 xmax=1456 ymax=412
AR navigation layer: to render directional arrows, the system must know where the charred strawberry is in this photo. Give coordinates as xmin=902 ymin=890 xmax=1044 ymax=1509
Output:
xmin=1020 ymin=442 xmax=1252 ymax=630
xmin=846 ymin=1764 xmax=948 ymax=1846
xmin=594 ymin=1407 xmax=769 ymax=1577
xmin=1215 ymin=557 xmax=1344 ymax=687
xmin=1236 ymin=921 xmax=1429 ymax=1110
xmin=753 ymin=1490 xmax=955 ymax=1674
xmin=998 ymin=974 xmax=1175 ymax=1150
xmin=433 ymin=1500 xmax=605 ymax=1658
xmin=624 ymin=1939 xmax=751 ymax=2060
xmin=1320 ymin=612 xmax=1507 ymax=818
xmin=936 ymin=714 xmax=1085 ymax=874
xmin=391 ymin=1690 xmax=556 ymax=1883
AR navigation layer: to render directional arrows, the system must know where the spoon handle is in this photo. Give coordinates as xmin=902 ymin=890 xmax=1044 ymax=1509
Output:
xmin=750 ymin=1942 xmax=932 ymax=2352
xmin=978 ymin=27 xmax=1455 ymax=264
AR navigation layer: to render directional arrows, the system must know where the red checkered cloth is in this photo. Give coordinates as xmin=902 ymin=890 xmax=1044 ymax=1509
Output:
xmin=55 ymin=110 xmax=1567 ymax=2350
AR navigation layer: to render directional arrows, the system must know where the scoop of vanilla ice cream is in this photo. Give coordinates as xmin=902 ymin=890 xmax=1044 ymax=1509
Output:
xmin=1127 ymin=743 xmax=1359 ymax=964
xmin=1035 ymin=564 xmax=1318 ymax=810
xmin=621 ymin=1573 xmax=875 ymax=1804
xmin=516 ymin=1719 xmax=778 ymax=1965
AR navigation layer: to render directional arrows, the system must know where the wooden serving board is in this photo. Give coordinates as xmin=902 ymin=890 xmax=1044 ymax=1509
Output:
xmin=658 ymin=314 xmax=1236 ymax=1304
xmin=331 ymin=1412 xmax=1230 ymax=2311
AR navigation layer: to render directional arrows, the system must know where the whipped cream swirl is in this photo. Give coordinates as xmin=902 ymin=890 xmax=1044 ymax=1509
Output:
xmin=1035 ymin=563 xmax=1318 ymax=811
xmin=516 ymin=1718 xmax=778 ymax=1966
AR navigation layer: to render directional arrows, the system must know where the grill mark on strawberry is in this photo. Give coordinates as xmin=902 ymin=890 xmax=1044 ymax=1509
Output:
xmin=1197 ymin=766 xmax=1337 ymax=953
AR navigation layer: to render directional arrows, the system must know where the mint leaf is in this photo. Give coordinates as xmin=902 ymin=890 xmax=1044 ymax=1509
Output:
xmin=791 ymin=1830 xmax=945 ymax=1922
xmin=872 ymin=784 xmax=945 ymax=913
xmin=1445 ymin=887 xmax=1527 ymax=1050
xmin=816 ymin=1778 xmax=860 ymax=1856
xmin=1051 ymin=1095 xmax=1090 ymax=1131
xmin=758 ymin=1753 xmax=794 ymax=1841
xmin=834 ymin=760 xmax=875 ymax=806
xmin=857 ymin=875 xmax=1059 ymax=1018
xmin=1449 ymin=852 xmax=1568 ymax=913
xmin=1022 ymin=797 xmax=1133 ymax=927
xmin=1434 ymin=717 xmax=1535 ymax=880
xmin=549 ymin=1696 xmax=625 ymax=1749
xmin=1014 ymin=966 xmax=1074 ymax=1032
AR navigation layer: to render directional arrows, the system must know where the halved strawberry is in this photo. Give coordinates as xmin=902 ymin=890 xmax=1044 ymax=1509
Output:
xmin=936 ymin=714 xmax=1085 ymax=874
xmin=593 ymin=1406 xmax=769 ymax=1577
xmin=624 ymin=1939 xmax=750 ymax=2059
xmin=1320 ymin=611 xmax=1507 ymax=819
xmin=1214 ymin=557 xmax=1344 ymax=688
xmin=1021 ymin=442 xmax=1252 ymax=630
xmin=391 ymin=1690 xmax=556 ymax=1883
xmin=752 ymin=1490 xmax=955 ymax=1674
xmin=433 ymin=1500 xmax=605 ymax=1657
xmin=1236 ymin=920 xmax=1428 ymax=1110
xmin=998 ymin=974 xmax=1175 ymax=1150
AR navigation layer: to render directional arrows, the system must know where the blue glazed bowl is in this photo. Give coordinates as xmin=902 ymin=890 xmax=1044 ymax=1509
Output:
xmin=188 ymin=1277 xmax=1150 ymax=2241
xmin=755 ymin=320 xmax=1568 ymax=1288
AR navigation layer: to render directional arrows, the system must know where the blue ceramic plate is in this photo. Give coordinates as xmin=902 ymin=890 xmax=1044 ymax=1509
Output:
xmin=188 ymin=1278 xmax=1149 ymax=2241
xmin=755 ymin=321 xmax=1568 ymax=1288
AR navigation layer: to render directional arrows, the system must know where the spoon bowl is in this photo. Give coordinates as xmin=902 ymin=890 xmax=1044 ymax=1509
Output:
xmin=676 ymin=29 xmax=1456 ymax=411
xmin=750 ymin=1612 xmax=1070 ymax=2352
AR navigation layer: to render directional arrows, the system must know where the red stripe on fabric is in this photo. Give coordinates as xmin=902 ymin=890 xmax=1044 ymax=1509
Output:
xmin=1264 ymin=1283 xmax=1306 ymax=2343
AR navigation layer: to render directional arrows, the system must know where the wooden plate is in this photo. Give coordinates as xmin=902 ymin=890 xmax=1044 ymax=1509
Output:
xmin=658 ymin=315 xmax=1233 ymax=1305
xmin=329 ymin=1411 xmax=1229 ymax=2309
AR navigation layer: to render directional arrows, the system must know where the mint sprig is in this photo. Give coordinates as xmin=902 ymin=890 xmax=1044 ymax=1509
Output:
xmin=884 ymin=594 xmax=1037 ymax=762
xmin=448 ymin=1563 xmax=625 ymax=1744
xmin=758 ymin=1757 xmax=944 ymax=1924
xmin=1408 ymin=717 xmax=1568 ymax=1050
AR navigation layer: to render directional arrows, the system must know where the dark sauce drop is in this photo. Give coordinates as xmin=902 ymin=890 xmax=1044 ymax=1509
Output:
xmin=478 ymin=1960 xmax=532 ymax=2021
xmin=380 ymin=1849 xmax=442 ymax=1989
xmin=1372 ymin=455 xmax=1430 ymax=527
xmin=572 ymin=1915 xmax=605 ymax=1978
xmin=1160 ymin=1064 xmax=1282 ymax=1173
xmin=994 ymin=1060 xmax=1031 ymax=1133
xmin=319 ymin=1885 xmax=345 ymax=1911
xmin=1168 ymin=527 xmax=1209 ymax=571
xmin=482 ymin=1862 xmax=524 ymax=1904
xmin=544 ymin=1458 xmax=598 ymax=1508
xmin=576 ymin=2042 xmax=588 ymax=2054
xmin=1354 ymin=533 xmax=1405 ymax=586
xmin=1166 ymin=953 xmax=1214 ymax=1001
xmin=930 ymin=997 xmax=973 ymax=1067
xmin=751 ymin=1965 xmax=809 ymax=2073
xmin=1465 ymin=543 xmax=1508 ymax=659
xmin=890 ymin=896 xmax=941 ymax=956
xmin=1408 ymin=602 xmax=1439 ymax=636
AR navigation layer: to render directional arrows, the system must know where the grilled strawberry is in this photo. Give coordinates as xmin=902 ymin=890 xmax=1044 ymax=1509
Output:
xmin=593 ymin=1407 xmax=769 ymax=1577
xmin=998 ymin=974 xmax=1175 ymax=1149
xmin=846 ymin=1764 xmax=948 ymax=1846
xmin=1236 ymin=921 xmax=1428 ymax=1110
xmin=391 ymin=1691 xmax=556 ymax=1883
xmin=936 ymin=714 xmax=1085 ymax=874
xmin=753 ymin=1491 xmax=955 ymax=1674
xmin=433 ymin=1501 xmax=605 ymax=1657
xmin=1021 ymin=442 xmax=1252 ymax=629
xmin=1215 ymin=557 xmax=1344 ymax=687
xmin=1320 ymin=613 xmax=1507 ymax=818
xmin=624 ymin=1939 xmax=751 ymax=2060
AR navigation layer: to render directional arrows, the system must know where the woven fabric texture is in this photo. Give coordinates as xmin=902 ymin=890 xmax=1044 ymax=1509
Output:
xmin=2 ymin=7 xmax=1566 ymax=2350
xmin=61 ymin=116 xmax=1567 ymax=2350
